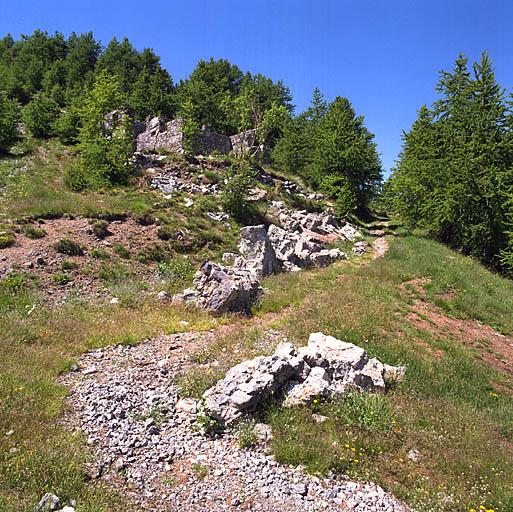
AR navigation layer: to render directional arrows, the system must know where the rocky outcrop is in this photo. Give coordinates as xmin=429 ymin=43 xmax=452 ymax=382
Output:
xmin=237 ymin=225 xmax=279 ymax=278
xmin=193 ymin=261 xmax=262 ymax=314
xmin=203 ymin=332 xmax=405 ymax=425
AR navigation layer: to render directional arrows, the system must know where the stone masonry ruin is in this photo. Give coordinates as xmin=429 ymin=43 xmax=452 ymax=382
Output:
xmin=136 ymin=116 xmax=268 ymax=159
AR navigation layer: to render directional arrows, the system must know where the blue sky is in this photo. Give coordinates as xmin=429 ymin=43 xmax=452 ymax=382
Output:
xmin=2 ymin=0 xmax=513 ymax=176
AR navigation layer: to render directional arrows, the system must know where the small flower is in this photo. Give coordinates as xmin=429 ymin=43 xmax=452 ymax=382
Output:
xmin=351 ymin=447 xmax=356 ymax=452
xmin=399 ymin=458 xmax=404 ymax=462
xmin=18 ymin=386 xmax=23 ymax=391
xmin=489 ymin=392 xmax=498 ymax=397
xmin=313 ymin=399 xmax=318 ymax=404
xmin=344 ymin=444 xmax=349 ymax=448
xmin=353 ymin=459 xmax=358 ymax=463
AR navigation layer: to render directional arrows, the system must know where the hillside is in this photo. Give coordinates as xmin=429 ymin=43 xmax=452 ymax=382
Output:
xmin=0 ymin=134 xmax=513 ymax=512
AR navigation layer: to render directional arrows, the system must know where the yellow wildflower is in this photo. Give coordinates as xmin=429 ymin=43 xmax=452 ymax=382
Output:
xmin=18 ymin=386 xmax=23 ymax=391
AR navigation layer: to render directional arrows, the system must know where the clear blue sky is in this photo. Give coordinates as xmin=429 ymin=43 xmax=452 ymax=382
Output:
xmin=2 ymin=0 xmax=513 ymax=176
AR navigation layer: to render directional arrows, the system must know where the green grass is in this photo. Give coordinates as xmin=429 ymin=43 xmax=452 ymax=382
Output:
xmin=0 ymin=279 xmax=220 ymax=511
xmin=195 ymin=233 xmax=513 ymax=512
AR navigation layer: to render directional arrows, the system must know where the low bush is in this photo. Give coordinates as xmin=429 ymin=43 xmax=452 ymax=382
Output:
xmin=22 ymin=225 xmax=47 ymax=239
xmin=52 ymin=273 xmax=73 ymax=286
xmin=53 ymin=238 xmax=84 ymax=256
xmin=113 ymin=242 xmax=130 ymax=259
xmin=137 ymin=244 xmax=168 ymax=263
xmin=0 ymin=232 xmax=15 ymax=249
xmin=90 ymin=248 xmax=111 ymax=260
xmin=91 ymin=220 xmax=110 ymax=239
xmin=61 ymin=260 xmax=79 ymax=270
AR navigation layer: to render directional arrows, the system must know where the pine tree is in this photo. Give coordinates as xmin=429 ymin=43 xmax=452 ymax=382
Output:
xmin=76 ymin=70 xmax=133 ymax=187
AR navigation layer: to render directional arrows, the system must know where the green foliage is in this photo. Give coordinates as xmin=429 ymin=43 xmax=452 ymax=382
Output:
xmin=52 ymin=238 xmax=83 ymax=256
xmin=233 ymin=418 xmax=258 ymax=449
xmin=178 ymin=96 xmax=200 ymax=154
xmin=272 ymin=89 xmax=382 ymax=214
xmin=63 ymin=161 xmax=89 ymax=191
xmin=91 ymin=220 xmax=109 ymax=238
xmin=137 ymin=244 xmax=168 ymax=263
xmin=0 ymin=92 xmax=20 ymax=152
xmin=0 ymin=232 xmax=15 ymax=249
xmin=156 ymin=258 xmax=193 ymax=282
xmin=113 ymin=242 xmax=130 ymax=259
xmin=221 ymin=164 xmax=255 ymax=220
xmin=60 ymin=260 xmax=79 ymax=270
xmin=76 ymin=70 xmax=134 ymax=187
xmin=386 ymin=53 xmax=513 ymax=269
xmin=90 ymin=248 xmax=111 ymax=260
xmin=22 ymin=225 xmax=46 ymax=239
xmin=52 ymin=273 xmax=73 ymax=286
xmin=22 ymin=93 xmax=59 ymax=138
xmin=333 ymin=391 xmax=392 ymax=431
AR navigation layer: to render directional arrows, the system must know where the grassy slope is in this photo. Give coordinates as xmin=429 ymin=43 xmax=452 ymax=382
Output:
xmin=195 ymin=234 xmax=513 ymax=512
xmin=2 ymin=139 xmax=513 ymax=511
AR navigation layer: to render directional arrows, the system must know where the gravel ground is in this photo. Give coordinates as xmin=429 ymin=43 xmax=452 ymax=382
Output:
xmin=60 ymin=330 xmax=409 ymax=512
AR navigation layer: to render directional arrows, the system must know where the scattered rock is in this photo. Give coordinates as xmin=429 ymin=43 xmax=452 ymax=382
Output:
xmin=109 ymin=297 xmax=119 ymax=304
xmin=34 ymin=493 xmax=61 ymax=512
xmin=175 ymin=398 xmax=198 ymax=415
xmin=157 ymin=290 xmax=171 ymax=301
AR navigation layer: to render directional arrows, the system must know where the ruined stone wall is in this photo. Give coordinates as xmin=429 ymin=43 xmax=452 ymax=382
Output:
xmin=135 ymin=117 xmax=268 ymax=160
xmin=136 ymin=118 xmax=185 ymax=153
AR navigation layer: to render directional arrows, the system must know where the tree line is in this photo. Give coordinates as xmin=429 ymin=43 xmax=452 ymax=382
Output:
xmin=0 ymin=29 xmax=382 ymax=214
xmin=385 ymin=53 xmax=513 ymax=271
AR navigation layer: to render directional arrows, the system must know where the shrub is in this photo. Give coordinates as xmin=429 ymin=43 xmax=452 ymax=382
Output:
xmin=23 ymin=94 xmax=59 ymax=138
xmin=137 ymin=244 xmax=168 ymax=263
xmin=22 ymin=225 xmax=47 ymax=239
xmin=221 ymin=164 xmax=255 ymax=221
xmin=61 ymin=260 xmax=79 ymax=270
xmin=90 ymin=248 xmax=111 ymax=260
xmin=95 ymin=262 xmax=132 ymax=283
xmin=156 ymin=258 xmax=193 ymax=282
xmin=113 ymin=242 xmax=130 ymax=259
xmin=64 ymin=162 xmax=89 ymax=192
xmin=0 ymin=232 xmax=15 ymax=249
xmin=91 ymin=220 xmax=110 ymax=239
xmin=52 ymin=273 xmax=73 ymax=286
xmin=53 ymin=238 xmax=84 ymax=256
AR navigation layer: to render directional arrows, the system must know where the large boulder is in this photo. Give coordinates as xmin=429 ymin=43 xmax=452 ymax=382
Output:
xmin=201 ymin=332 xmax=405 ymax=425
xmin=193 ymin=261 xmax=262 ymax=314
xmin=238 ymin=225 xmax=279 ymax=278
xmin=203 ymin=342 xmax=305 ymax=425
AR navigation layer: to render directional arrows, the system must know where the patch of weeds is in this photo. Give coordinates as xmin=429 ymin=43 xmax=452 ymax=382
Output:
xmin=0 ymin=231 xmax=15 ymax=249
xmin=113 ymin=242 xmax=130 ymax=259
xmin=174 ymin=367 xmax=224 ymax=400
xmin=53 ymin=238 xmax=84 ymax=256
xmin=192 ymin=463 xmax=209 ymax=480
xmin=333 ymin=391 xmax=392 ymax=431
xmin=233 ymin=418 xmax=258 ymax=449
xmin=53 ymin=273 xmax=73 ymax=286
xmin=95 ymin=262 xmax=132 ymax=284
xmin=157 ymin=258 xmax=193 ymax=282
xmin=202 ymin=170 xmax=221 ymax=184
xmin=61 ymin=260 xmax=79 ymax=270
xmin=161 ymin=476 xmax=176 ymax=487
xmin=0 ymin=272 xmax=34 ymax=293
xmin=91 ymin=220 xmax=110 ymax=239
xmin=22 ymin=225 xmax=47 ymax=239
xmin=137 ymin=244 xmax=168 ymax=263
xmin=90 ymin=248 xmax=111 ymax=260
